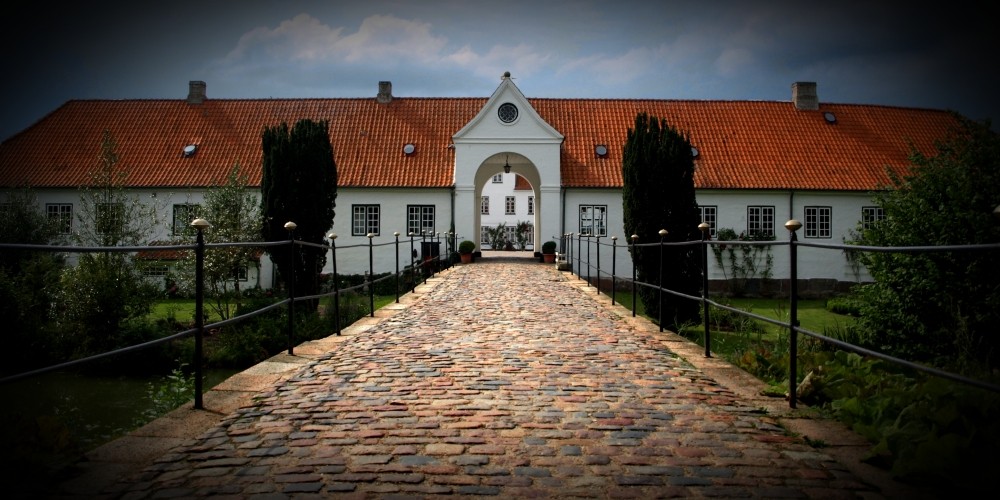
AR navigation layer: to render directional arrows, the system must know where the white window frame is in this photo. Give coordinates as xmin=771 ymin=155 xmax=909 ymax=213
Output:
xmin=46 ymin=203 xmax=73 ymax=234
xmin=527 ymin=196 xmax=534 ymax=215
xmin=862 ymin=206 xmax=885 ymax=230
xmin=505 ymin=196 xmax=516 ymax=215
xmin=481 ymin=196 xmax=489 ymax=215
xmin=579 ymin=205 xmax=608 ymax=237
xmin=492 ymin=173 xmax=503 ymax=183
xmin=407 ymin=205 xmax=435 ymax=236
xmin=699 ymin=205 xmax=717 ymax=238
xmin=747 ymin=205 xmax=775 ymax=237
xmin=97 ymin=202 xmax=124 ymax=235
xmin=172 ymin=203 xmax=200 ymax=237
xmin=804 ymin=206 xmax=832 ymax=238
xmin=352 ymin=204 xmax=380 ymax=236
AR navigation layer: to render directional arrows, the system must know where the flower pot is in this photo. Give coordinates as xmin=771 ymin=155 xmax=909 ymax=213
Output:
xmin=460 ymin=253 xmax=473 ymax=264
xmin=543 ymin=253 xmax=555 ymax=263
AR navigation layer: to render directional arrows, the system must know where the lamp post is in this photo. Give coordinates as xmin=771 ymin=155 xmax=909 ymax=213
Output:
xmin=284 ymin=221 xmax=297 ymax=355
xmin=394 ymin=232 xmax=400 ymax=303
xmin=785 ymin=219 xmax=803 ymax=408
xmin=630 ymin=234 xmax=638 ymax=317
xmin=327 ymin=232 xmax=340 ymax=335
xmin=367 ymin=232 xmax=375 ymax=317
xmin=409 ymin=232 xmax=416 ymax=293
xmin=698 ymin=222 xmax=711 ymax=357
xmin=190 ymin=217 xmax=210 ymax=410
xmin=657 ymin=228 xmax=668 ymax=332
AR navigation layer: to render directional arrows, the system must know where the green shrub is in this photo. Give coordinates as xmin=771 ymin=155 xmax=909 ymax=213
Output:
xmin=826 ymin=296 xmax=862 ymax=316
xmin=459 ymin=240 xmax=476 ymax=254
xmin=542 ymin=241 xmax=557 ymax=254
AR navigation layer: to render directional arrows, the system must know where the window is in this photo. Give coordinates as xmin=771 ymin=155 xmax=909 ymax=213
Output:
xmin=480 ymin=225 xmax=491 ymax=245
xmin=407 ymin=205 xmax=435 ymax=236
xmin=481 ymin=196 xmax=490 ymax=215
xmin=498 ymin=102 xmax=518 ymax=123
xmin=747 ymin=206 xmax=775 ymax=237
xmin=492 ymin=173 xmax=503 ymax=183
xmin=527 ymin=196 xmax=534 ymax=215
xmin=352 ymin=205 xmax=380 ymax=236
xmin=505 ymin=196 xmax=516 ymax=215
xmin=97 ymin=203 xmax=124 ymax=235
xmin=862 ymin=206 xmax=885 ymax=230
xmin=579 ymin=205 xmax=608 ymax=236
xmin=804 ymin=206 xmax=832 ymax=238
xmin=143 ymin=264 xmax=170 ymax=277
xmin=46 ymin=203 xmax=73 ymax=234
xmin=172 ymin=203 xmax=200 ymax=237
xmin=699 ymin=205 xmax=717 ymax=238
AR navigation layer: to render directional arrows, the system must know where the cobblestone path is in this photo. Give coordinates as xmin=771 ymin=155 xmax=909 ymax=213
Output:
xmin=110 ymin=259 xmax=875 ymax=498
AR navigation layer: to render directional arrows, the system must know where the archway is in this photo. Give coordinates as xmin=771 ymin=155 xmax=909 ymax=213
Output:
xmin=471 ymin=152 xmax=542 ymax=255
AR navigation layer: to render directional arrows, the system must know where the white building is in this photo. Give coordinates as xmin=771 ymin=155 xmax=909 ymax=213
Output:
xmin=0 ymin=75 xmax=961 ymax=294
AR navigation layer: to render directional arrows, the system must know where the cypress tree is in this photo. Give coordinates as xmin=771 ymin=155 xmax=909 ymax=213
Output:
xmin=261 ymin=119 xmax=338 ymax=310
xmin=622 ymin=113 xmax=702 ymax=330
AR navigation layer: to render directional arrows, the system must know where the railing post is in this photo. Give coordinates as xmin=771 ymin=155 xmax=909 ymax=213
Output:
xmin=580 ymin=233 xmax=591 ymax=286
xmin=596 ymin=234 xmax=602 ymax=295
xmin=785 ymin=219 xmax=803 ymax=409
xmin=190 ymin=218 xmax=210 ymax=410
xmin=367 ymin=232 xmax=375 ymax=317
xmin=699 ymin=223 xmax=712 ymax=357
xmin=284 ymin=222 xmax=297 ymax=355
xmin=394 ymin=232 xmax=400 ymax=303
xmin=576 ymin=232 xmax=582 ymax=278
xmin=630 ymin=234 xmax=638 ymax=317
xmin=611 ymin=236 xmax=618 ymax=306
xmin=409 ymin=232 xmax=416 ymax=293
xmin=658 ymin=229 xmax=667 ymax=332
xmin=328 ymin=232 xmax=340 ymax=336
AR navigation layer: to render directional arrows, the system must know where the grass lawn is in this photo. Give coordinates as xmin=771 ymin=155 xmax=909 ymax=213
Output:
xmin=149 ymin=295 xmax=398 ymax=324
xmin=601 ymin=291 xmax=855 ymax=339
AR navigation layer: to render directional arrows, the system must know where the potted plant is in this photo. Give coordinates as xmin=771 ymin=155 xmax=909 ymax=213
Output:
xmin=542 ymin=240 xmax=557 ymax=263
xmin=458 ymin=240 xmax=476 ymax=263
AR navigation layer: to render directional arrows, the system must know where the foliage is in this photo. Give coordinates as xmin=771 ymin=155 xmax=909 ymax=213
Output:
xmin=854 ymin=118 xmax=1000 ymax=370
xmin=136 ymin=363 xmax=195 ymax=425
xmin=176 ymin=163 xmax=262 ymax=319
xmin=458 ymin=240 xmax=476 ymax=254
xmin=542 ymin=240 xmax=557 ymax=254
xmin=58 ymin=130 xmax=159 ymax=353
xmin=826 ymin=296 xmax=863 ymax=316
xmin=622 ymin=112 xmax=702 ymax=329
xmin=710 ymin=228 xmax=775 ymax=296
xmin=484 ymin=222 xmax=507 ymax=250
xmin=261 ymin=119 xmax=338 ymax=312
xmin=514 ymin=220 xmax=531 ymax=250
xmin=0 ymin=189 xmax=67 ymax=371
xmin=800 ymin=351 xmax=1000 ymax=492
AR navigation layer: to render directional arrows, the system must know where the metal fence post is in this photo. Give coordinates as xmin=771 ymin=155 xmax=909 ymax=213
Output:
xmin=699 ymin=222 xmax=712 ymax=357
xmin=785 ymin=219 xmax=803 ymax=409
xmin=328 ymin=232 xmax=341 ymax=336
xmin=394 ymin=232 xmax=400 ymax=303
xmin=409 ymin=232 xmax=416 ymax=293
xmin=658 ymin=229 xmax=668 ymax=332
xmin=596 ymin=234 xmax=602 ymax=294
xmin=367 ymin=232 xmax=375 ymax=317
xmin=576 ymin=233 xmax=582 ymax=278
xmin=191 ymin=218 xmax=210 ymax=410
xmin=284 ymin=222 xmax=297 ymax=355
xmin=611 ymin=236 xmax=618 ymax=306
xmin=630 ymin=234 xmax=638 ymax=317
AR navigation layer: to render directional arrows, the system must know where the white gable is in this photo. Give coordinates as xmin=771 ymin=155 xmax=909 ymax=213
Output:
xmin=453 ymin=75 xmax=563 ymax=144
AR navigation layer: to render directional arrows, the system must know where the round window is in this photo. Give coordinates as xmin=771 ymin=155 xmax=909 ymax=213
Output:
xmin=498 ymin=103 xmax=518 ymax=123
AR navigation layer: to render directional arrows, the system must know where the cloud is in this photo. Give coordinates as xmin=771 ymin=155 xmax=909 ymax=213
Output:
xmin=224 ymin=13 xmax=449 ymax=66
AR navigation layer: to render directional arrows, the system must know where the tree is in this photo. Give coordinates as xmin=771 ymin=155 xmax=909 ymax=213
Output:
xmin=855 ymin=117 xmax=1000 ymax=371
xmin=0 ymin=189 xmax=65 ymax=370
xmin=260 ymin=119 xmax=338 ymax=310
xmin=58 ymin=130 xmax=159 ymax=353
xmin=177 ymin=163 xmax=262 ymax=319
xmin=622 ymin=113 xmax=702 ymax=330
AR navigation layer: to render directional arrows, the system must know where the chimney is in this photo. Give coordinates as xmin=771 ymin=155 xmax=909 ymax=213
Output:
xmin=792 ymin=82 xmax=818 ymax=110
xmin=376 ymin=81 xmax=393 ymax=104
xmin=187 ymin=81 xmax=206 ymax=104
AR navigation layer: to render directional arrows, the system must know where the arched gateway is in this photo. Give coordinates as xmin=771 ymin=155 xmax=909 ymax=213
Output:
xmin=453 ymin=73 xmax=564 ymax=252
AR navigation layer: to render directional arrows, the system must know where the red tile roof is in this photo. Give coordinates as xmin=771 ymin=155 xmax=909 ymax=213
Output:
xmin=0 ymin=96 xmax=961 ymax=191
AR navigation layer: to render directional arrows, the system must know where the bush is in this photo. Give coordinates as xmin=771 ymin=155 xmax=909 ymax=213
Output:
xmin=826 ymin=296 xmax=862 ymax=316
xmin=459 ymin=240 xmax=475 ymax=254
xmin=542 ymin=241 xmax=557 ymax=254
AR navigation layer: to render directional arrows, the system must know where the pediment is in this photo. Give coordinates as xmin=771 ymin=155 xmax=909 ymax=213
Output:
xmin=453 ymin=75 xmax=563 ymax=144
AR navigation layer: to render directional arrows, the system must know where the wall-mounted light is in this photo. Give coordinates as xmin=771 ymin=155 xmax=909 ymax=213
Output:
xmin=503 ymin=155 xmax=511 ymax=174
